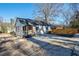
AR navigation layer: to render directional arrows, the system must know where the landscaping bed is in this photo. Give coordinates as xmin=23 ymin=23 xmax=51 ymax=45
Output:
xmin=50 ymin=28 xmax=78 ymax=37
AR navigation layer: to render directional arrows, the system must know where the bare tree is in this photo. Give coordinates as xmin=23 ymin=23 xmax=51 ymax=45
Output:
xmin=10 ymin=18 xmax=15 ymax=32
xmin=54 ymin=4 xmax=79 ymax=26
xmin=34 ymin=16 xmax=43 ymax=21
xmin=0 ymin=17 xmax=3 ymax=31
xmin=0 ymin=17 xmax=3 ymax=25
xmin=0 ymin=17 xmax=8 ymax=33
xmin=35 ymin=3 xmax=63 ymax=24
xmin=35 ymin=3 xmax=79 ymax=26
xmin=69 ymin=4 xmax=79 ymax=28
xmin=70 ymin=3 xmax=79 ymax=13
xmin=57 ymin=4 xmax=75 ymax=26
xmin=61 ymin=10 xmax=72 ymax=25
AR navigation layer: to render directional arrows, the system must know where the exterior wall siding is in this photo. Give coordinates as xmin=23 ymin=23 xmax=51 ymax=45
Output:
xmin=15 ymin=20 xmax=24 ymax=37
xmin=15 ymin=18 xmax=52 ymax=37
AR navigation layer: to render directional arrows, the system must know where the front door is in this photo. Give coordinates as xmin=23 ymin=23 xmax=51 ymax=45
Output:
xmin=23 ymin=25 xmax=33 ymax=36
xmin=23 ymin=26 xmax=27 ymax=36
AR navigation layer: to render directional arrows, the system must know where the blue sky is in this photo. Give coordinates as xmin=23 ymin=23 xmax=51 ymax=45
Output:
xmin=0 ymin=3 xmax=76 ymax=25
xmin=0 ymin=3 xmax=36 ymax=22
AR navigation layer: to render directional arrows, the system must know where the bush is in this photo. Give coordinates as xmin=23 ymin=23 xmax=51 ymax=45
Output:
xmin=10 ymin=31 xmax=16 ymax=36
xmin=51 ymin=28 xmax=78 ymax=35
xmin=0 ymin=31 xmax=2 ymax=33
xmin=1 ymin=26 xmax=7 ymax=33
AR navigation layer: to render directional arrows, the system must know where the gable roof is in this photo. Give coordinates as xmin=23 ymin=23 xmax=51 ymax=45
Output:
xmin=16 ymin=17 xmax=33 ymax=25
xmin=16 ymin=17 xmax=51 ymax=26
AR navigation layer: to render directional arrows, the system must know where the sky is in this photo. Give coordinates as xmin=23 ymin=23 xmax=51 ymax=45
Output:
xmin=0 ymin=3 xmax=76 ymax=25
xmin=0 ymin=3 xmax=36 ymax=22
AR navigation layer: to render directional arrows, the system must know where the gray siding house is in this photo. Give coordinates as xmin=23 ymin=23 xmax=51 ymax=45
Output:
xmin=15 ymin=17 xmax=51 ymax=37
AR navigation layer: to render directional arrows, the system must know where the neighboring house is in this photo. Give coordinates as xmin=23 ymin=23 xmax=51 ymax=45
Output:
xmin=52 ymin=25 xmax=64 ymax=30
xmin=15 ymin=17 xmax=51 ymax=37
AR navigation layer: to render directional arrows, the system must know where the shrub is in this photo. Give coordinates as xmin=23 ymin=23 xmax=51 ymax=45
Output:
xmin=10 ymin=31 xmax=16 ymax=36
xmin=1 ymin=26 xmax=7 ymax=33
xmin=51 ymin=28 xmax=78 ymax=34
xmin=0 ymin=31 xmax=2 ymax=33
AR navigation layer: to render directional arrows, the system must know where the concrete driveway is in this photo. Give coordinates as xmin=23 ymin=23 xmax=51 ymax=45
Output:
xmin=27 ymin=34 xmax=79 ymax=56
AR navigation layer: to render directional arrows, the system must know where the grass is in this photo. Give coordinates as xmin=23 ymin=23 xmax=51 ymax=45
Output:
xmin=0 ymin=34 xmax=47 ymax=56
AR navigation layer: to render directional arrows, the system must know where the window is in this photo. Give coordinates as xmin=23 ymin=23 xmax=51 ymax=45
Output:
xmin=36 ymin=26 xmax=39 ymax=30
xmin=23 ymin=26 xmax=26 ymax=31
xmin=16 ymin=26 xmax=19 ymax=32
xmin=28 ymin=26 xmax=33 ymax=30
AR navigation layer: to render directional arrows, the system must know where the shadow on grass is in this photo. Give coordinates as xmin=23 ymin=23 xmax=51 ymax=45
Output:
xmin=27 ymin=37 xmax=75 ymax=56
xmin=39 ymin=34 xmax=79 ymax=45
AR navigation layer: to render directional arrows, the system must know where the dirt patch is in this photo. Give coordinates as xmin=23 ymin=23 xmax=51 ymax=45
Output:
xmin=0 ymin=33 xmax=12 ymax=38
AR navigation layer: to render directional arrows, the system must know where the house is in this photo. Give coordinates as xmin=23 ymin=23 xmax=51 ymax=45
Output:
xmin=52 ymin=25 xmax=64 ymax=30
xmin=15 ymin=17 xmax=33 ymax=37
xmin=34 ymin=20 xmax=51 ymax=34
xmin=15 ymin=17 xmax=51 ymax=37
